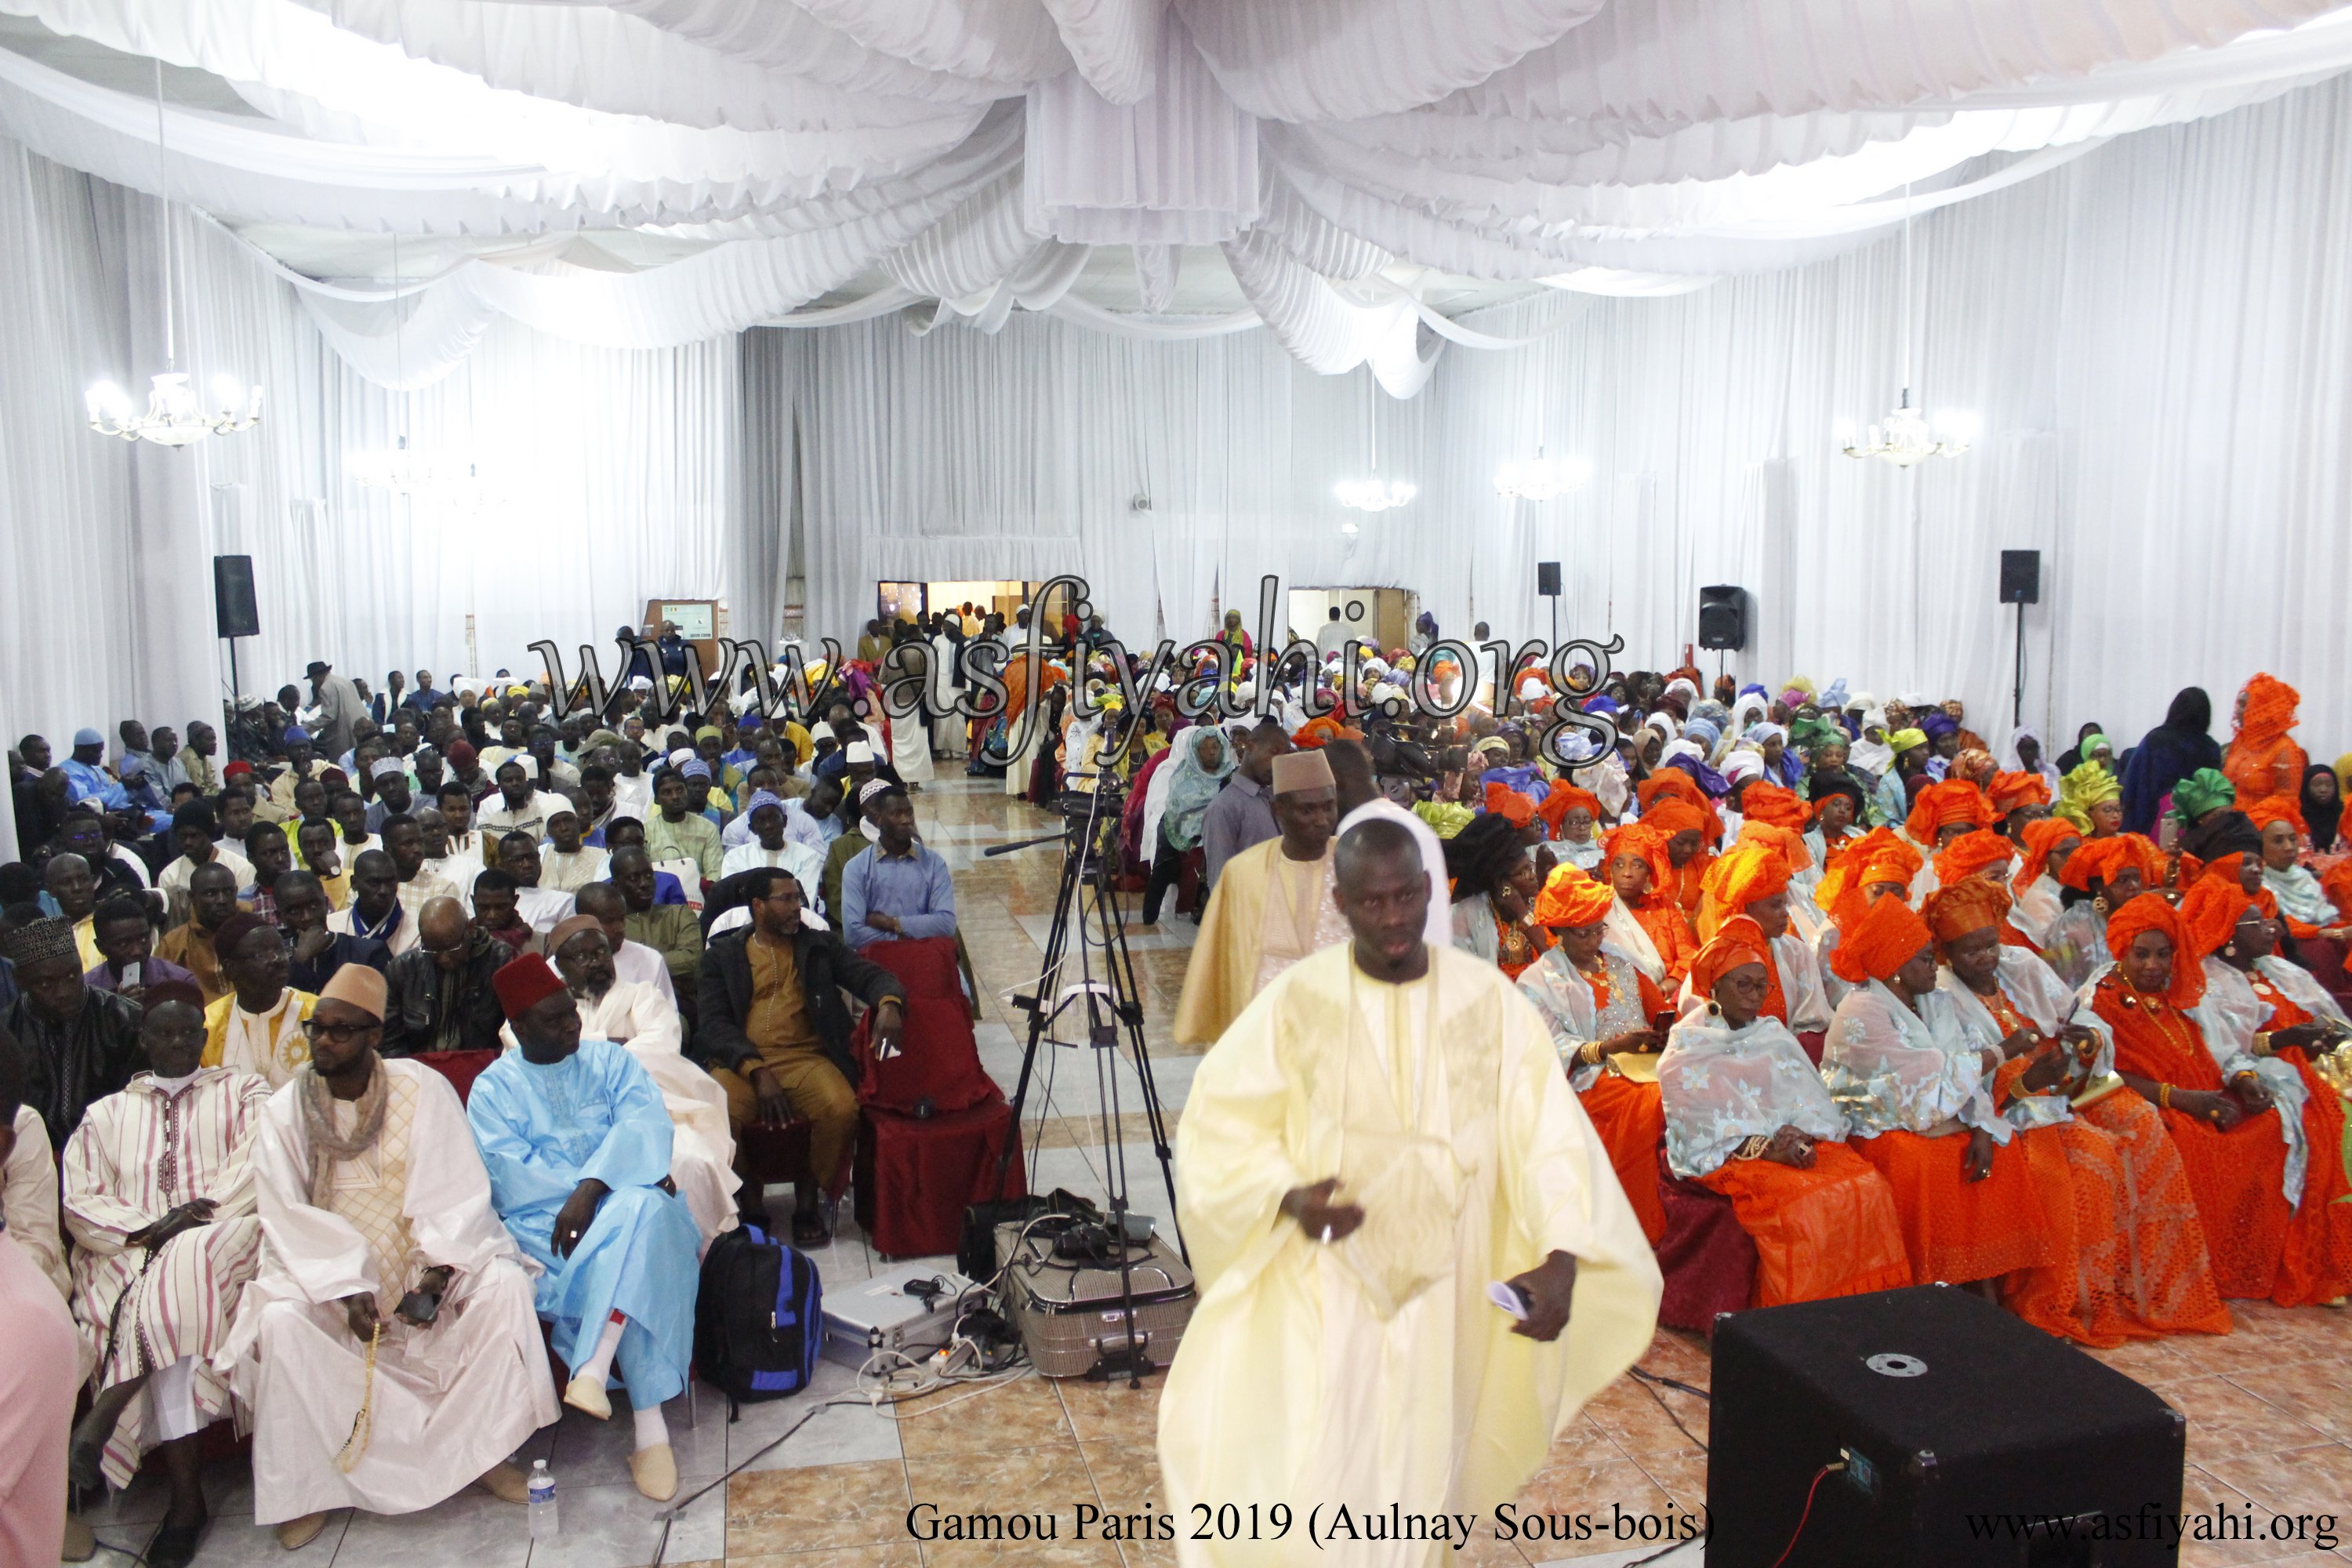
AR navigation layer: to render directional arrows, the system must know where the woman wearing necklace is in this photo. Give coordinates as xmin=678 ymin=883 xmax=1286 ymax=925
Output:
xmin=1823 ymin=891 xmax=2056 ymax=1297
xmin=1658 ymin=925 xmax=1910 ymax=1308
xmin=2091 ymin=896 xmax=2352 ymax=1305
xmin=1518 ymin=866 xmax=1669 ymax=1241
xmin=1928 ymin=880 xmax=2230 ymax=1345
xmin=1444 ymin=814 xmax=1550 ymax=982
xmin=2042 ymin=833 xmax=2164 ymax=990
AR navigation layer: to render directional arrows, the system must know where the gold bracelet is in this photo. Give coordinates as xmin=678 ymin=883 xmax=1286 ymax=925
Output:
xmin=2252 ymin=1032 xmax=2272 ymax=1057
xmin=1580 ymin=1040 xmax=1606 ymax=1067
xmin=1734 ymin=1134 xmax=1772 ymax=1161
xmin=2158 ymin=1082 xmax=2172 ymax=1112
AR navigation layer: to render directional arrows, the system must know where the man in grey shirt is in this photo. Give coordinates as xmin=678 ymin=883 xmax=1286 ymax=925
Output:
xmin=304 ymin=659 xmax=368 ymax=759
xmin=1200 ymin=718 xmax=1290 ymax=891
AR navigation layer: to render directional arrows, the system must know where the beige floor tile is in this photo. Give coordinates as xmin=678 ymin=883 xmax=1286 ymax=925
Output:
xmin=727 ymin=1460 xmax=913 ymax=1555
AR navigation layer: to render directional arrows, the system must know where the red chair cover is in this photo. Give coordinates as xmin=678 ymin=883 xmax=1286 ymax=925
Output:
xmin=855 ymin=1098 xmax=1025 ymax=1260
xmin=1795 ymin=1029 xmax=1827 ymax=1066
xmin=854 ymin=937 xmax=995 ymax=1115
xmin=412 ymin=1048 xmax=500 ymax=1105
xmin=1653 ymin=1146 xmax=1758 ymax=1334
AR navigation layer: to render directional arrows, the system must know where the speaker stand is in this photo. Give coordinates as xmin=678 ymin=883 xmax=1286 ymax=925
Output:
xmin=2010 ymin=601 xmax=2025 ymax=728
xmin=225 ymin=636 xmax=241 ymax=720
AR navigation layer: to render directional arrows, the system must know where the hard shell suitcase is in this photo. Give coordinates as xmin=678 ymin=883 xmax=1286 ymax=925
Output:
xmin=994 ymin=1220 xmax=1195 ymax=1378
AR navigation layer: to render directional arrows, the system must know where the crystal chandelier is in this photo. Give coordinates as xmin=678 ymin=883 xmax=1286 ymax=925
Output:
xmin=87 ymin=64 xmax=262 ymax=447
xmin=1844 ymin=183 xmax=1967 ymax=467
xmin=1494 ymin=452 xmax=1591 ymax=500
xmin=1335 ymin=369 xmax=1414 ymax=517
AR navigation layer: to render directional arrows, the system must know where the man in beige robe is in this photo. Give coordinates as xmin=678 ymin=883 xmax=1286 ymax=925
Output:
xmin=1161 ymin=818 xmax=1662 ymax=1566
xmin=1173 ymin=750 xmax=1346 ymax=1045
xmin=221 ymin=965 xmax=556 ymax=1548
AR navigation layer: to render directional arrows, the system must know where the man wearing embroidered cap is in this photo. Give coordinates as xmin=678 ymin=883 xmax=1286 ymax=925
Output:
xmin=470 ymin=953 xmax=700 ymax=1501
xmin=227 ymin=961 xmax=555 ymax=1548
xmin=1174 ymin=747 xmax=1346 ymax=1044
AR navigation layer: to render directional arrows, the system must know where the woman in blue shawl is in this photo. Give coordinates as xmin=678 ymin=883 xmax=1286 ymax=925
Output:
xmin=1141 ymin=724 xmax=1235 ymax=923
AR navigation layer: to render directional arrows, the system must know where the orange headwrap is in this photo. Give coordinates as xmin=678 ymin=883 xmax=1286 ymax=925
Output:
xmin=1531 ymin=863 xmax=1617 ymax=929
xmin=1813 ymin=826 xmax=1921 ymax=926
xmin=2233 ymin=673 xmax=2300 ymax=748
xmin=1922 ymin=878 xmax=2014 ymax=944
xmin=2198 ymin=853 xmax=2280 ymax=916
xmin=1603 ymin=822 xmax=1674 ymax=891
xmin=1293 ymin=713 xmax=1365 ymax=750
xmin=1830 ymin=888 xmax=1935 ymax=985
xmin=1688 ymin=917 xmax=1771 ymax=1001
xmin=1933 ymin=829 xmax=2015 ymax=887
xmin=1952 ymin=748 xmax=1998 ymax=788
xmin=1638 ymin=771 xmax=1723 ymax=844
xmin=1736 ymin=821 xmax=1814 ymax=880
xmin=2244 ymin=795 xmax=2307 ymax=837
xmin=2176 ymin=877 xmax=2256 ymax=967
xmin=2103 ymin=896 xmax=2206 ymax=1007
xmin=1988 ymin=771 xmax=2053 ymax=815
xmin=2056 ymin=833 xmax=2162 ymax=894
xmin=2324 ymin=860 xmax=2352 ymax=921
xmin=1904 ymin=779 xmax=1997 ymax=843
xmin=2013 ymin=818 xmax=2082 ymax=892
xmin=1641 ymin=798 xmax=1709 ymax=844
xmin=1739 ymin=780 xmax=1811 ymax=831
xmin=1483 ymin=780 xmax=1537 ymax=828
xmin=1701 ymin=842 xmax=1792 ymax=916
xmin=1534 ymin=782 xmax=1602 ymax=837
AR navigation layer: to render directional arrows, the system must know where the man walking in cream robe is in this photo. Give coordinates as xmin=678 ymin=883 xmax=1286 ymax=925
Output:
xmin=1173 ymin=750 xmax=1347 ymax=1045
xmin=1161 ymin=818 xmax=1662 ymax=1566
xmin=222 ymin=965 xmax=556 ymax=1548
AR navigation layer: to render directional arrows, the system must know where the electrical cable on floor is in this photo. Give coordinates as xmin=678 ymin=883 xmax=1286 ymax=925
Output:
xmin=1625 ymin=1367 xmax=1709 ymax=1454
xmin=1764 ymin=1462 xmax=1842 ymax=1568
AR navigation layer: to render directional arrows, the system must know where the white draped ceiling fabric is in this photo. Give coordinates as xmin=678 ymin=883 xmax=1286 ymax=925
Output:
xmin=5 ymin=0 xmax=2352 ymax=854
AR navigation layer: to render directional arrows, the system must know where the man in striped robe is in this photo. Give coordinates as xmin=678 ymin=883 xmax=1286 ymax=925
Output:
xmin=61 ymin=981 xmax=272 ymax=1568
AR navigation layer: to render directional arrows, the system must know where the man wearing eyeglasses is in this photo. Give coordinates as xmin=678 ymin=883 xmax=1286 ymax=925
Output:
xmin=380 ymin=897 xmax=509 ymax=1057
xmin=226 ymin=964 xmax=557 ymax=1548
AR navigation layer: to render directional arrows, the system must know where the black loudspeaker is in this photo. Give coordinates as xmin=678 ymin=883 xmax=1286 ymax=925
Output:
xmin=1536 ymin=561 xmax=1563 ymax=597
xmin=2000 ymin=550 xmax=2042 ymax=605
xmin=213 ymin=554 xmax=260 ymax=639
xmin=1697 ymin=584 xmax=1748 ymax=650
xmin=1708 ymin=1287 xmax=2185 ymax=1568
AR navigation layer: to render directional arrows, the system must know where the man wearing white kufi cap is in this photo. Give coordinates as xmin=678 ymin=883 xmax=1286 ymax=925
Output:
xmin=1175 ymin=748 xmax=1347 ymax=1044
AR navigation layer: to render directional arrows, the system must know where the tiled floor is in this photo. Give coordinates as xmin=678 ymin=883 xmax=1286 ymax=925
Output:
xmin=72 ymin=776 xmax=2352 ymax=1566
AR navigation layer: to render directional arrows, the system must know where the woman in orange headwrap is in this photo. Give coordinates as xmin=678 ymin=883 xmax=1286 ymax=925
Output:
xmin=1824 ymin=893 xmax=2056 ymax=1290
xmin=2092 ymin=897 xmax=2352 ymax=1305
xmin=1641 ymin=798 xmax=1715 ymax=917
xmin=1659 ymin=926 xmax=1911 ymax=1307
xmin=1929 ymin=880 xmax=2230 ymax=1345
xmin=1534 ymin=782 xmax=1606 ymax=871
xmin=1694 ymin=842 xmax=1833 ymax=1049
xmin=1988 ymin=770 xmax=2053 ymax=834
xmin=1810 ymin=827 xmax=1923 ymax=1007
xmin=2010 ymin=818 xmax=2082 ymax=948
xmin=2223 ymin=673 xmax=2307 ymax=804
xmin=1933 ymin=829 xmax=2034 ymax=948
xmin=1602 ymin=822 xmax=1698 ymax=987
xmin=2042 ymin=833 xmax=2165 ymax=990
xmin=1906 ymin=778 xmax=1998 ymax=856
xmin=1519 ymin=865 xmax=1671 ymax=1241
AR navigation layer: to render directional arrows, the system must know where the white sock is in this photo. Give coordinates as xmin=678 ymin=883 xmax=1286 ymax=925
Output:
xmin=575 ymin=1312 xmax=626 ymax=1386
xmin=631 ymin=1400 xmax=669 ymax=1453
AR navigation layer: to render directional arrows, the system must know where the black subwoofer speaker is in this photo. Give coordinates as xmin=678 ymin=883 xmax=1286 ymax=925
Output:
xmin=213 ymin=554 xmax=260 ymax=638
xmin=1697 ymin=584 xmax=1747 ymax=650
xmin=2000 ymin=550 xmax=2042 ymax=605
xmin=1708 ymin=1287 xmax=2185 ymax=1567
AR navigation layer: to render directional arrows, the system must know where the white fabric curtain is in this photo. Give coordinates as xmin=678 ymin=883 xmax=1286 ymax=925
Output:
xmin=766 ymin=74 xmax=2352 ymax=759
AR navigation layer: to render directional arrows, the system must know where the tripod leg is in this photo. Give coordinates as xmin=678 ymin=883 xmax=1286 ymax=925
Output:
xmin=994 ymin=821 xmax=1086 ymax=1192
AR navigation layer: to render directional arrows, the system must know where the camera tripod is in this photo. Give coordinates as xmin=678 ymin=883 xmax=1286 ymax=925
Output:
xmin=983 ymin=775 xmax=1184 ymax=1385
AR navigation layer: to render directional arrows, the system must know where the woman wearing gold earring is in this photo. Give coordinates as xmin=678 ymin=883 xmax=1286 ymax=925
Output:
xmin=2041 ymin=833 xmax=2165 ymax=989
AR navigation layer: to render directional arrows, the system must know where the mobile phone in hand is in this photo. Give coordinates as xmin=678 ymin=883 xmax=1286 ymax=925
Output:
xmin=1486 ymin=1280 xmax=1530 ymax=1321
xmin=396 ymin=1288 xmax=441 ymax=1326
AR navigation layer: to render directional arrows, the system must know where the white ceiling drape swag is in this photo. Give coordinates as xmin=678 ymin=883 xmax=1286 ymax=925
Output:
xmin=0 ymin=0 xmax=2345 ymax=387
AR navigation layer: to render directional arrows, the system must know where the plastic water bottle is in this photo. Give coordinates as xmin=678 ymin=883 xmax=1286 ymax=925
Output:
xmin=528 ymin=1459 xmax=557 ymax=1539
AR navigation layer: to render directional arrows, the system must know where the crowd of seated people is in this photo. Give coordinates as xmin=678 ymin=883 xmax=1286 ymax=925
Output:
xmin=0 ymin=655 xmax=971 ymax=1563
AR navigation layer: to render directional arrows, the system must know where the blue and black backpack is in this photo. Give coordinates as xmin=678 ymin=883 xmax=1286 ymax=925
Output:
xmin=693 ymin=1223 xmax=822 ymax=1410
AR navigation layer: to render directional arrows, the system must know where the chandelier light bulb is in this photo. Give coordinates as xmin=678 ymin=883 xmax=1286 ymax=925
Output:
xmin=1334 ymin=477 xmax=1416 ymax=513
xmin=86 ymin=371 xmax=263 ymax=446
xmin=1842 ymin=388 xmax=1969 ymax=466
